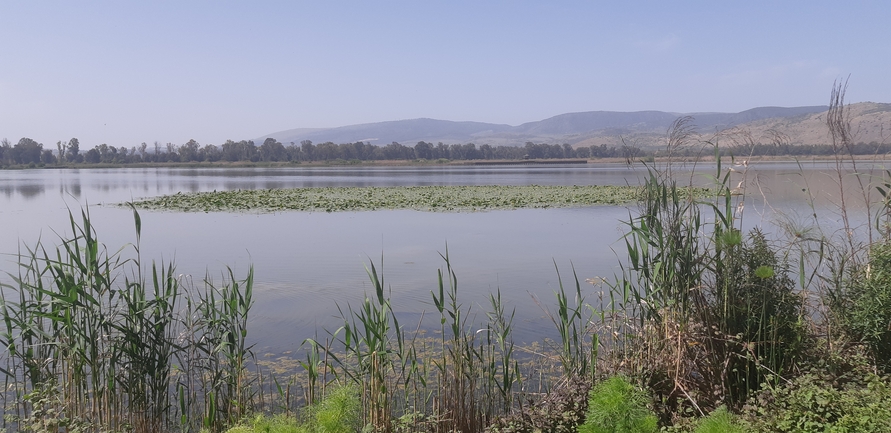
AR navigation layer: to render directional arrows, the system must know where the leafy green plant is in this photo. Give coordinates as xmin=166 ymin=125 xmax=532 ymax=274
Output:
xmin=742 ymin=362 xmax=891 ymax=433
xmin=223 ymin=414 xmax=302 ymax=433
xmin=307 ymin=384 xmax=361 ymax=433
xmin=13 ymin=379 xmax=93 ymax=433
xmin=579 ymin=376 xmax=657 ymax=433
xmin=834 ymin=240 xmax=891 ymax=372
xmin=694 ymin=406 xmax=747 ymax=433
xmin=714 ymin=229 xmax=807 ymax=404
xmin=612 ymin=137 xmax=809 ymax=415
xmin=222 ymin=385 xmax=360 ymax=433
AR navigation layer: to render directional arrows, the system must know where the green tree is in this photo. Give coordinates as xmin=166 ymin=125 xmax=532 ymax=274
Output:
xmin=56 ymin=140 xmax=68 ymax=162
xmin=13 ymin=137 xmax=43 ymax=164
xmin=178 ymin=139 xmax=200 ymax=162
xmin=221 ymin=140 xmax=257 ymax=162
xmin=382 ymin=141 xmax=413 ymax=160
xmin=479 ymin=143 xmax=494 ymax=159
xmin=84 ymin=148 xmax=100 ymax=163
xmin=434 ymin=142 xmax=449 ymax=159
xmin=300 ymin=140 xmax=314 ymax=161
xmin=201 ymin=144 xmax=221 ymax=162
xmin=414 ymin=141 xmax=433 ymax=159
xmin=68 ymin=137 xmax=80 ymax=162
xmin=524 ymin=142 xmax=543 ymax=159
xmin=563 ymin=143 xmax=575 ymax=158
xmin=315 ymin=141 xmax=339 ymax=160
xmin=41 ymin=149 xmax=57 ymax=164
xmin=119 ymin=146 xmax=131 ymax=163
xmin=0 ymin=138 xmax=11 ymax=165
xmin=460 ymin=142 xmax=480 ymax=159
xmin=258 ymin=138 xmax=286 ymax=161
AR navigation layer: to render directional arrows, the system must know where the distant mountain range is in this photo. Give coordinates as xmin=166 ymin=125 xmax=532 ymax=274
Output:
xmin=257 ymin=104 xmax=891 ymax=148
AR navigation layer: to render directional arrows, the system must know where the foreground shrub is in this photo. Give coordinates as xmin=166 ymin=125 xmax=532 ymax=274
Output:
xmin=742 ymin=361 xmax=891 ymax=433
xmin=835 ymin=240 xmax=891 ymax=372
xmin=486 ymin=377 xmax=590 ymax=433
xmin=309 ymin=385 xmax=361 ymax=433
xmin=578 ymin=376 xmax=657 ymax=433
xmin=618 ymin=150 xmax=808 ymax=416
xmin=714 ymin=229 xmax=807 ymax=404
xmin=223 ymin=414 xmax=302 ymax=433
xmin=693 ymin=406 xmax=747 ymax=433
xmin=223 ymin=385 xmax=360 ymax=433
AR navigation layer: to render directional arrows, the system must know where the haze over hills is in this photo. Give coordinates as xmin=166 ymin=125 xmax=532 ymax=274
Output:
xmin=717 ymin=102 xmax=891 ymax=146
xmin=256 ymin=104 xmax=891 ymax=149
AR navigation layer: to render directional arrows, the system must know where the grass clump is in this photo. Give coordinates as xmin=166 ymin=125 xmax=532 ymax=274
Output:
xmin=223 ymin=414 xmax=302 ymax=433
xmin=309 ymin=385 xmax=361 ymax=433
xmin=578 ymin=376 xmax=657 ymax=433
xmin=223 ymin=385 xmax=360 ymax=433
xmin=693 ymin=406 xmax=747 ymax=433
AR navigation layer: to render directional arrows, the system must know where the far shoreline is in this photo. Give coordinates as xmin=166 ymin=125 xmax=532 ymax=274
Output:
xmin=1 ymin=154 xmax=888 ymax=170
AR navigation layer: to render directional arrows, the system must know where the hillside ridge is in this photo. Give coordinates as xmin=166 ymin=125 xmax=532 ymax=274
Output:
xmin=257 ymin=104 xmax=891 ymax=148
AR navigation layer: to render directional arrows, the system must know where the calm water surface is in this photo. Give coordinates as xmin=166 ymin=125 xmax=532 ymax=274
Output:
xmin=0 ymin=162 xmax=882 ymax=352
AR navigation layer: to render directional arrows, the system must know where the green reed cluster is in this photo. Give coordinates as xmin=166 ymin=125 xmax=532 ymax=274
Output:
xmin=317 ymin=250 xmax=583 ymax=433
xmin=0 ymin=207 xmax=255 ymax=433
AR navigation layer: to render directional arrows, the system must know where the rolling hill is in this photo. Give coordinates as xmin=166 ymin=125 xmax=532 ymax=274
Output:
xmin=256 ymin=104 xmax=891 ymax=149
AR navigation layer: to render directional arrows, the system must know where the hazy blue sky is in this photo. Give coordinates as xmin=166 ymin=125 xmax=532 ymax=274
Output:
xmin=2 ymin=1 xmax=889 ymax=148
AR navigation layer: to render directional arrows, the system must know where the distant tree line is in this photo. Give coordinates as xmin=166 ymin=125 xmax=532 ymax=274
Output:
xmin=3 ymin=136 xmax=891 ymax=168
xmin=0 ymin=138 xmax=627 ymax=166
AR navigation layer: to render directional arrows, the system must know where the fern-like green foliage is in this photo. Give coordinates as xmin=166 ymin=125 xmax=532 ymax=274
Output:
xmin=221 ymin=414 xmax=302 ymax=433
xmin=222 ymin=384 xmax=360 ymax=433
xmin=220 ymin=414 xmax=301 ymax=433
xmin=579 ymin=376 xmax=658 ymax=433
xmin=694 ymin=406 xmax=747 ymax=433
xmin=309 ymin=384 xmax=361 ymax=433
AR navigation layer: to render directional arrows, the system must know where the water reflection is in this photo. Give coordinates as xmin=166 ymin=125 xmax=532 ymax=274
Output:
xmin=58 ymin=181 xmax=82 ymax=198
xmin=16 ymin=184 xmax=45 ymax=200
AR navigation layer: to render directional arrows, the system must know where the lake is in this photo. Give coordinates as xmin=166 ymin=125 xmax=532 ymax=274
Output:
xmin=0 ymin=161 xmax=883 ymax=354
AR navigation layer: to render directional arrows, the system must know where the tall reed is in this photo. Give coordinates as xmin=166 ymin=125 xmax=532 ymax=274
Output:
xmin=0 ymin=207 xmax=257 ymax=433
xmin=610 ymin=133 xmax=808 ymax=416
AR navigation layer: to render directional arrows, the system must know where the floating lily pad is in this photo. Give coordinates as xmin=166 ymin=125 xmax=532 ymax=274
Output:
xmin=124 ymin=185 xmax=650 ymax=213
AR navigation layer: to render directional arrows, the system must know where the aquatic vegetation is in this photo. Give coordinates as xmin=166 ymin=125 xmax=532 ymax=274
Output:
xmin=124 ymin=184 xmax=650 ymax=213
xmin=0 ymin=208 xmax=255 ymax=433
xmin=5 ymin=86 xmax=891 ymax=431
